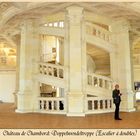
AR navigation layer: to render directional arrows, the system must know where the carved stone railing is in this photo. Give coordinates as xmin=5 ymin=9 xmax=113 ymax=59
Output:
xmin=86 ymin=97 xmax=114 ymax=114
xmin=40 ymin=53 xmax=56 ymax=62
xmin=38 ymin=97 xmax=66 ymax=114
xmin=87 ymin=73 xmax=113 ymax=90
xmin=86 ymin=22 xmax=112 ymax=43
xmin=39 ymin=62 xmax=64 ymax=79
xmin=43 ymin=21 xmax=64 ymax=28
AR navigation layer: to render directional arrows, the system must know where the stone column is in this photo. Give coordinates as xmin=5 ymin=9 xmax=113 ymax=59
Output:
xmin=110 ymin=50 xmax=119 ymax=84
xmin=11 ymin=34 xmax=20 ymax=108
xmin=111 ymin=20 xmax=135 ymax=112
xmin=66 ymin=6 xmax=86 ymax=116
xmin=16 ymin=20 xmax=40 ymax=113
xmin=58 ymin=37 xmax=64 ymax=65
xmin=129 ymin=36 xmax=136 ymax=107
xmin=129 ymin=37 xmax=135 ymax=91
xmin=31 ymin=20 xmax=41 ymax=112
xmin=13 ymin=43 xmax=20 ymax=109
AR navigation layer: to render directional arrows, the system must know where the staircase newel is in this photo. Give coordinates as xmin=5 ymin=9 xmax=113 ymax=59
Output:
xmin=65 ymin=6 xmax=87 ymax=116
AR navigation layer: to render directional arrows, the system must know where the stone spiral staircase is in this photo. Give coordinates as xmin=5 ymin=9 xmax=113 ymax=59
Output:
xmin=37 ymin=21 xmax=114 ymax=114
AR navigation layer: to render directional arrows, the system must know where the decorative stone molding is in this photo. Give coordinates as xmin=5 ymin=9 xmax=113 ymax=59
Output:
xmin=111 ymin=18 xmax=131 ymax=33
xmin=66 ymin=6 xmax=84 ymax=25
xmin=0 ymin=3 xmax=10 ymax=13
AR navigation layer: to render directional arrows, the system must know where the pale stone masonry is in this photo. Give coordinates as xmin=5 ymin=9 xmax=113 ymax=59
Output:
xmin=0 ymin=2 xmax=139 ymax=116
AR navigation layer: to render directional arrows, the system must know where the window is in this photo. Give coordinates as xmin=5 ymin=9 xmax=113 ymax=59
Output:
xmin=54 ymin=22 xmax=58 ymax=27
xmin=48 ymin=23 xmax=53 ymax=27
xmin=44 ymin=23 xmax=48 ymax=27
xmin=59 ymin=21 xmax=64 ymax=28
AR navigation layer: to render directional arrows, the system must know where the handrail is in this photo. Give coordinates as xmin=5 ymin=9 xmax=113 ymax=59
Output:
xmin=39 ymin=62 xmax=64 ymax=79
xmin=38 ymin=97 xmax=65 ymax=113
xmin=39 ymin=62 xmax=64 ymax=69
xmin=43 ymin=21 xmax=64 ymax=28
xmin=38 ymin=97 xmax=65 ymax=100
xmin=87 ymin=72 xmax=113 ymax=90
xmin=86 ymin=22 xmax=110 ymax=34
xmin=86 ymin=22 xmax=112 ymax=43
xmin=40 ymin=53 xmax=56 ymax=62
xmin=86 ymin=96 xmax=113 ymax=112
xmin=87 ymin=72 xmax=112 ymax=81
xmin=87 ymin=96 xmax=112 ymax=100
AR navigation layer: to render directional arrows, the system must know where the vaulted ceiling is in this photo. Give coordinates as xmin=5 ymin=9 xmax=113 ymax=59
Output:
xmin=0 ymin=2 xmax=140 ymax=29
xmin=0 ymin=2 xmax=140 ymax=41
xmin=0 ymin=2 xmax=140 ymax=45
xmin=1 ymin=2 xmax=140 ymax=74
xmin=87 ymin=43 xmax=110 ymax=76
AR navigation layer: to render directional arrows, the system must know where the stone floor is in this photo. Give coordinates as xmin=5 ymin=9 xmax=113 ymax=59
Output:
xmin=0 ymin=103 xmax=140 ymax=128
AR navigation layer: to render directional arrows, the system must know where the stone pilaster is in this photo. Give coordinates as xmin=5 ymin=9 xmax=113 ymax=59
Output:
xmin=13 ymin=36 xmax=20 ymax=109
xmin=16 ymin=20 xmax=40 ymax=113
xmin=111 ymin=20 xmax=135 ymax=112
xmin=66 ymin=6 xmax=86 ymax=116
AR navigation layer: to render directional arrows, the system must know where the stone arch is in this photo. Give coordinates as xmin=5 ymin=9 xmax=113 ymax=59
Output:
xmin=87 ymin=43 xmax=110 ymax=76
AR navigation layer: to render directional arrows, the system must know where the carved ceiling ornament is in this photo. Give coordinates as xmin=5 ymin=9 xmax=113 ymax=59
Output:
xmin=0 ymin=2 xmax=10 ymax=12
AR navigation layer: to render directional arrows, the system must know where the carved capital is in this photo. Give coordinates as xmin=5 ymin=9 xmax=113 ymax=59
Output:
xmin=66 ymin=6 xmax=84 ymax=25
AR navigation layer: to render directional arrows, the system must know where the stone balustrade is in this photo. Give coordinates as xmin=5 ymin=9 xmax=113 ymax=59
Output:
xmin=39 ymin=62 xmax=64 ymax=79
xmin=87 ymin=73 xmax=113 ymax=90
xmin=38 ymin=97 xmax=65 ymax=113
xmin=38 ymin=63 xmax=114 ymax=114
xmin=40 ymin=53 xmax=56 ymax=62
xmin=86 ymin=97 xmax=113 ymax=113
xmin=86 ymin=22 xmax=112 ymax=43
xmin=44 ymin=21 xmax=64 ymax=28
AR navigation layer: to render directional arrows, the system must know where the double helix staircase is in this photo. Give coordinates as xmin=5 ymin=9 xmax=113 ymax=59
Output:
xmin=37 ymin=62 xmax=114 ymax=114
xmin=37 ymin=21 xmax=114 ymax=115
xmin=38 ymin=62 xmax=65 ymax=88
